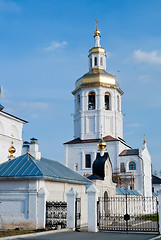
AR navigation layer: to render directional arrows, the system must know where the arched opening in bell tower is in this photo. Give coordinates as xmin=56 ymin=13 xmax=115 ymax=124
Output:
xmin=94 ymin=57 xmax=97 ymax=66
xmin=77 ymin=94 xmax=80 ymax=111
xmin=88 ymin=92 xmax=95 ymax=110
xmin=105 ymin=92 xmax=110 ymax=110
xmin=90 ymin=58 xmax=92 ymax=68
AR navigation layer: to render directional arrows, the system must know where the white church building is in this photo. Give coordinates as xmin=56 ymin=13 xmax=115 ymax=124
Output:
xmin=0 ymin=24 xmax=158 ymax=231
xmin=64 ymin=25 xmax=152 ymax=197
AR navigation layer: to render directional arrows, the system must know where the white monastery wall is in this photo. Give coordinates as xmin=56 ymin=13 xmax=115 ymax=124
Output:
xmin=0 ymin=178 xmax=89 ymax=229
xmin=44 ymin=181 xmax=88 ymax=227
xmin=0 ymin=180 xmax=38 ymax=229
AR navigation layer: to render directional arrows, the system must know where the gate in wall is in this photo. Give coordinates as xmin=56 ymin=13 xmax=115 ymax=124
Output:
xmin=98 ymin=195 xmax=159 ymax=232
xmin=75 ymin=198 xmax=81 ymax=230
xmin=46 ymin=201 xmax=67 ymax=228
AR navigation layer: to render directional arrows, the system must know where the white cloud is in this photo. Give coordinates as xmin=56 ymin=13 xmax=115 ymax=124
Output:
xmin=0 ymin=0 xmax=20 ymax=12
xmin=44 ymin=41 xmax=67 ymax=52
xmin=20 ymin=102 xmax=49 ymax=111
xmin=106 ymin=52 xmax=111 ymax=58
xmin=133 ymin=49 xmax=161 ymax=64
xmin=138 ymin=74 xmax=150 ymax=82
xmin=126 ymin=123 xmax=141 ymax=128
xmin=150 ymin=102 xmax=161 ymax=108
xmin=124 ymin=131 xmax=134 ymax=136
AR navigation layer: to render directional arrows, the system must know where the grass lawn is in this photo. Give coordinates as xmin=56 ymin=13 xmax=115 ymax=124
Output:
xmin=0 ymin=229 xmax=46 ymax=238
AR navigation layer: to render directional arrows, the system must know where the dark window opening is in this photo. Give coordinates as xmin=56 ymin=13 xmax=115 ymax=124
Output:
xmin=94 ymin=57 xmax=97 ymax=66
xmin=105 ymin=93 xmax=110 ymax=110
xmin=120 ymin=162 xmax=126 ymax=172
xmin=88 ymin=92 xmax=95 ymax=110
xmin=90 ymin=58 xmax=92 ymax=68
xmin=78 ymin=94 xmax=80 ymax=110
xmin=85 ymin=154 xmax=91 ymax=168
xmin=129 ymin=161 xmax=136 ymax=170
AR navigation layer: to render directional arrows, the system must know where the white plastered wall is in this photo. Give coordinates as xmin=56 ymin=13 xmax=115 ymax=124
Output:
xmin=0 ymin=112 xmax=24 ymax=164
xmin=65 ymin=140 xmax=130 ymax=176
xmin=0 ymin=178 xmax=89 ymax=229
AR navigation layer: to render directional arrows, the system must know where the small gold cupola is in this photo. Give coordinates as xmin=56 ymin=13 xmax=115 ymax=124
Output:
xmin=97 ymin=134 xmax=106 ymax=151
xmin=8 ymin=137 xmax=16 ymax=160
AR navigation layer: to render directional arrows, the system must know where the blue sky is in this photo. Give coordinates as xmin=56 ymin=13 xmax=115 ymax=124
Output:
xmin=0 ymin=0 xmax=161 ymax=173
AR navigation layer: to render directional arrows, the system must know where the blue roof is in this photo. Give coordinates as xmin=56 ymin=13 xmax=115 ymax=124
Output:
xmin=0 ymin=154 xmax=92 ymax=185
xmin=116 ymin=188 xmax=141 ymax=196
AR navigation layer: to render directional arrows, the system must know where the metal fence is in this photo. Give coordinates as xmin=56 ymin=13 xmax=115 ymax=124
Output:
xmin=46 ymin=201 xmax=67 ymax=228
xmin=98 ymin=195 xmax=159 ymax=232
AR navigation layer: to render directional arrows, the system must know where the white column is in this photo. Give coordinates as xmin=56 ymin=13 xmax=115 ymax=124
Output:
xmin=37 ymin=187 xmax=48 ymax=229
xmin=66 ymin=188 xmax=77 ymax=230
xmin=86 ymin=184 xmax=99 ymax=232
xmin=158 ymin=190 xmax=161 ymax=234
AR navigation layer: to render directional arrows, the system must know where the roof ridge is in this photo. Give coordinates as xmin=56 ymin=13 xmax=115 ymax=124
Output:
xmin=35 ymin=158 xmax=61 ymax=178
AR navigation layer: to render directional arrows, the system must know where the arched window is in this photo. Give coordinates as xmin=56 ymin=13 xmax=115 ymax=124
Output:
xmin=94 ymin=57 xmax=97 ymax=66
xmin=129 ymin=161 xmax=136 ymax=170
xmin=90 ymin=58 xmax=92 ymax=68
xmin=105 ymin=92 xmax=110 ymax=110
xmin=88 ymin=92 xmax=95 ymax=110
xmin=100 ymin=57 xmax=103 ymax=66
xmin=85 ymin=154 xmax=91 ymax=168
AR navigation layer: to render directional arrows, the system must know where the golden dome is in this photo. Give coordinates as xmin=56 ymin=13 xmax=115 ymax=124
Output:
xmin=97 ymin=134 xmax=106 ymax=151
xmin=73 ymin=69 xmax=123 ymax=95
xmin=8 ymin=139 xmax=16 ymax=160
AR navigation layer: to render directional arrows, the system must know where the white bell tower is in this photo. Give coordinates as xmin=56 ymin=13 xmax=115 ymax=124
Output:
xmin=72 ymin=24 xmax=124 ymax=140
